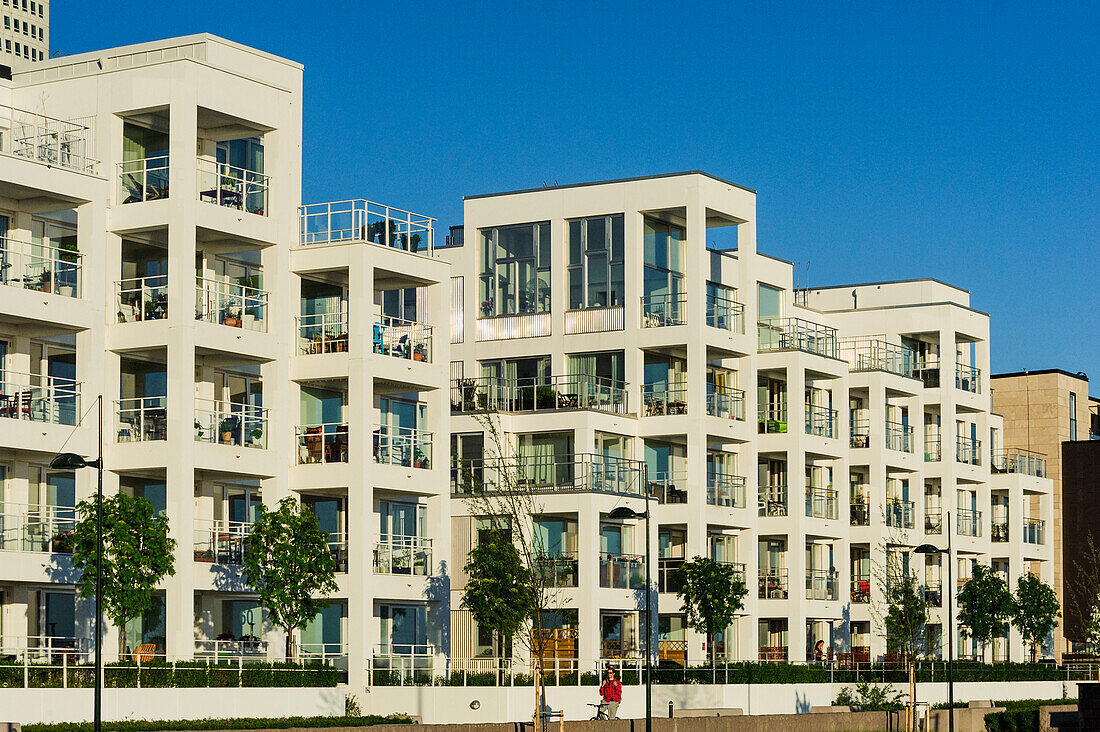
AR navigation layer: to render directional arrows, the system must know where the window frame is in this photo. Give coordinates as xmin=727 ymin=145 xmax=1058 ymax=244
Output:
xmin=567 ymin=213 xmax=624 ymax=310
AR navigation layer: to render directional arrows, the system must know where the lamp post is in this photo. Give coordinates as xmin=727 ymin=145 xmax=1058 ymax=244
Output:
xmin=914 ymin=511 xmax=954 ymax=732
xmin=51 ymin=395 xmax=103 ymax=732
xmin=608 ymin=504 xmax=651 ymax=732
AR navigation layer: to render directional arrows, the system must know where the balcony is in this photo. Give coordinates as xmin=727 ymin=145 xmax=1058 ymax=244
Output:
xmin=374 ymin=316 xmax=432 ymax=362
xmin=925 ymin=509 xmax=943 ymax=535
xmin=707 ymin=472 xmax=747 ymax=509
xmin=705 ymin=293 xmax=745 ymax=332
xmin=295 ymin=422 xmax=348 ymax=464
xmin=759 ymin=484 xmax=788 ymax=517
xmin=805 ymin=404 xmax=837 ymax=438
xmin=196 ymin=638 xmax=268 ymax=662
xmin=0 ymin=237 xmax=82 ymax=298
xmin=806 ymin=569 xmax=837 ymax=601
xmin=599 ymin=553 xmax=644 ymax=589
xmin=758 ymin=405 xmax=788 ymax=434
xmin=373 ymin=536 xmax=433 ymax=576
xmin=197 ymin=159 xmax=269 ymax=216
xmin=851 ymin=502 xmax=870 ymax=526
xmin=886 ymin=499 xmax=914 ymax=529
xmin=193 ymin=519 xmax=249 ymax=565
xmin=0 ymin=503 xmax=76 ymax=553
xmin=658 ymin=557 xmax=685 ymax=593
xmin=957 ymin=508 xmax=982 ymax=537
xmin=956 ymin=364 xmax=981 ymax=394
xmin=0 ymin=372 xmax=80 ymax=426
xmin=533 ymin=552 xmax=578 ymax=587
xmin=925 ymin=437 xmax=942 ymax=462
xmin=194 ymin=400 xmax=267 ymax=449
xmin=115 ymin=276 xmax=168 ymax=322
xmin=370 ymin=645 xmax=436 ymax=680
xmin=115 ymin=396 xmax=167 ymax=442
xmin=640 ymin=293 xmax=686 ymax=327
xmin=195 ymin=277 xmax=269 ymax=332
xmin=758 ymin=317 xmax=838 ymax=358
xmin=299 ymin=199 xmax=435 ymax=254
xmin=564 ymin=306 xmax=624 ymax=335
xmin=1023 ymin=518 xmax=1045 ymax=545
xmin=297 ymin=313 xmax=348 ymax=354
xmin=706 ymin=385 xmax=745 ymax=420
xmin=850 ymin=419 xmax=869 ymax=448
xmin=924 ymin=582 xmax=943 ymax=608
xmin=992 ymin=517 xmax=1009 ymax=543
xmin=649 ymin=471 xmax=687 ymax=504
xmin=374 ymin=425 xmax=432 ymax=469
xmin=956 ymin=436 xmax=982 ymax=466
xmin=839 ymin=337 xmax=916 ymax=378
xmin=992 ymin=448 xmax=1047 ymax=478
xmin=759 ymin=568 xmax=789 ymax=599
xmin=451 ymin=454 xmax=646 ymax=497
xmin=642 ymin=383 xmax=687 ymax=416
xmin=805 ymin=487 xmax=838 ymax=520
xmin=1 ymin=105 xmax=97 ymax=173
xmin=885 ymin=421 xmax=914 ymax=452
xmin=451 ymin=375 xmax=627 ymax=415
xmin=851 ymin=574 xmax=870 ymax=603
xmin=118 ymin=156 xmax=169 ymax=204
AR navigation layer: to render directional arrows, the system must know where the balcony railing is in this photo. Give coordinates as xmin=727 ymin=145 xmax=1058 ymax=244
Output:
xmin=992 ymin=448 xmax=1047 ymax=478
xmin=805 ymin=487 xmax=838 ymax=520
xmin=916 ymin=359 xmax=941 ymax=388
xmin=956 ymin=436 xmax=982 ymax=466
xmin=992 ymin=517 xmax=1009 ymax=543
xmin=705 ymin=293 xmax=744 ymax=332
xmin=297 ymin=312 xmax=348 ymax=354
xmin=759 ymin=568 xmax=789 ymax=599
xmin=839 ymin=337 xmax=916 ymax=377
xmin=0 ymin=371 xmax=80 ymax=426
xmin=640 ymin=293 xmax=686 ymax=327
xmin=1023 ymin=518 xmax=1045 ymax=545
xmin=850 ymin=418 xmax=870 ymax=448
xmin=0 ymin=237 xmax=82 ymax=297
xmin=925 ymin=437 xmax=942 ymax=462
xmin=374 ymin=425 xmax=432 ymax=469
xmin=885 ymin=421 xmax=914 ymax=452
xmin=193 ymin=519 xmax=250 ymax=565
xmin=805 ymin=404 xmax=837 ymax=438
xmin=118 ymin=156 xmax=169 ymax=204
xmin=642 ymin=383 xmax=687 ymax=416
xmin=115 ymin=275 xmax=167 ymax=322
xmin=195 ymin=276 xmax=268 ymax=332
xmin=299 ymin=200 xmax=435 ymax=254
xmin=1 ymin=106 xmax=97 ymax=173
xmin=886 ymin=499 xmax=914 ymax=529
xmin=658 ymin=557 xmax=685 ymax=594
xmin=956 ymin=364 xmax=981 ymax=394
xmin=197 ymin=159 xmax=269 ymax=216
xmin=758 ymin=404 xmax=788 ymax=433
xmin=851 ymin=574 xmax=870 ymax=603
xmin=925 ymin=509 xmax=943 ymax=535
xmin=296 ymin=422 xmax=348 ymax=464
xmin=759 ymin=484 xmax=788 ymax=517
xmin=452 ymin=454 xmax=646 ymax=497
xmin=195 ymin=638 xmax=268 ymax=661
xmin=0 ymin=635 xmax=87 ymax=664
xmin=533 ymin=552 xmax=578 ymax=587
xmin=924 ymin=582 xmax=943 ymax=608
xmin=373 ymin=535 xmax=433 ymax=576
xmin=648 ymin=471 xmax=687 ymax=504
xmin=851 ymin=502 xmax=870 ymax=526
xmin=374 ymin=316 xmax=432 ymax=362
xmin=758 ymin=317 xmax=838 ymax=358
xmin=599 ymin=553 xmax=644 ymax=589
xmin=806 ymin=569 xmax=837 ymax=601
xmin=707 ymin=472 xmax=747 ymax=509
xmin=115 ymin=396 xmax=166 ymax=442
xmin=957 ymin=508 xmax=982 ymax=537
xmin=451 ymin=375 xmax=627 ymax=415
xmin=194 ymin=399 xmax=267 ymax=449
xmin=0 ymin=503 xmax=76 ymax=553
xmin=706 ymin=385 xmax=745 ymax=420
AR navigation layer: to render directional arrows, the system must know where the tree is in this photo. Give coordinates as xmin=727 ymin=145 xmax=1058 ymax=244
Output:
xmin=956 ymin=563 xmax=1013 ymax=660
xmin=241 ymin=497 xmax=339 ymax=662
xmin=461 ymin=529 xmax=536 ymax=665
xmin=884 ymin=573 xmax=928 ymax=731
xmin=1086 ymin=591 xmax=1100 ymax=655
xmin=70 ymin=493 xmax=176 ymax=656
xmin=676 ymin=556 xmax=747 ymax=667
xmin=1012 ymin=573 xmax=1060 ymax=662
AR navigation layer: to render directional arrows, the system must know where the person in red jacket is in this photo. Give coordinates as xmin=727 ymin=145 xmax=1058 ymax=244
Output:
xmin=599 ymin=668 xmax=622 ymax=719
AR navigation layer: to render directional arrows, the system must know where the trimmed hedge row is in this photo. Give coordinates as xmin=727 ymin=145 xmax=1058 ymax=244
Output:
xmin=982 ymin=699 xmax=1077 ymax=732
xmin=24 ymin=715 xmax=411 ymax=732
xmin=0 ymin=661 xmax=340 ymax=689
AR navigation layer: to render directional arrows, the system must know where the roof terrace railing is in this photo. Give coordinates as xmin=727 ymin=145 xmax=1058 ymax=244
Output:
xmin=839 ymin=337 xmax=917 ymax=378
xmin=0 ymin=106 xmax=98 ymax=174
xmin=299 ymin=200 xmax=435 ymax=254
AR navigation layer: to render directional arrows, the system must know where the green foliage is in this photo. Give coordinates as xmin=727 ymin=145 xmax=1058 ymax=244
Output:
xmin=983 ymin=699 xmax=1078 ymax=732
xmin=242 ymin=497 xmax=340 ymax=661
xmin=461 ymin=530 xmax=535 ymax=644
xmin=1085 ymin=590 xmax=1100 ymax=654
xmin=884 ymin=574 xmax=928 ymax=658
xmin=345 ymin=693 xmax=362 ymax=716
xmin=23 ymin=714 xmax=410 ymax=732
xmin=1012 ymin=573 xmax=1061 ymax=661
xmin=676 ymin=556 xmax=748 ymax=663
xmin=70 ymin=493 xmax=176 ymax=653
xmin=0 ymin=660 xmax=338 ymax=689
xmin=957 ymin=563 xmax=1013 ymax=655
xmin=833 ymin=678 xmax=906 ymax=711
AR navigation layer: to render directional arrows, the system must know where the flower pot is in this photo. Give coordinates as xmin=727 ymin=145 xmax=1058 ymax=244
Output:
xmin=413 ymin=352 xmax=424 ymax=362
xmin=220 ymin=431 xmax=232 ymax=443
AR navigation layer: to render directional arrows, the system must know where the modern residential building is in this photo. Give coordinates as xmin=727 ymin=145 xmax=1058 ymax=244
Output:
xmin=441 ymin=171 xmax=1054 ymax=671
xmin=991 ymin=369 xmax=1100 ymax=656
xmin=0 ymin=0 xmax=47 ymax=65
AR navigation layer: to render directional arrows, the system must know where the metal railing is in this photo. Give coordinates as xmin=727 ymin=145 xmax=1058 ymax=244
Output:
xmin=0 ymin=236 xmax=82 ymax=297
xmin=0 ymin=371 xmax=80 ymax=426
xmin=0 ymin=503 xmax=76 ymax=553
xmin=707 ymin=472 xmax=747 ymax=509
xmin=851 ymin=502 xmax=870 ymax=526
xmin=806 ymin=569 xmax=837 ymax=601
xmin=925 ymin=437 xmax=942 ymax=462
xmin=706 ymin=385 xmax=745 ymax=420
xmin=193 ymin=519 xmax=250 ymax=565
xmin=956 ymin=436 xmax=982 ymax=465
xmin=373 ymin=535 xmax=433 ymax=576
xmin=886 ymin=499 xmax=914 ymax=529
xmin=925 ymin=509 xmax=943 ymax=535
xmin=0 ymin=635 xmax=86 ymax=664
xmin=648 ymin=471 xmax=688 ymax=504
xmin=805 ymin=487 xmax=838 ymax=520
xmin=957 ymin=508 xmax=982 ymax=537
xmin=759 ymin=484 xmax=788 ymax=517
xmin=916 ymin=359 xmax=941 ymax=388
xmin=533 ymin=552 xmax=579 ymax=587
xmin=374 ymin=425 xmax=432 ymax=469
xmin=805 ymin=404 xmax=837 ymax=438
xmin=850 ymin=418 xmax=870 ymax=448
xmin=295 ymin=422 xmax=348 ymax=464
xmin=640 ymin=293 xmax=686 ymax=327
xmin=992 ymin=448 xmax=1047 ymax=478
xmin=839 ymin=337 xmax=916 ymax=377
xmin=452 ymin=454 xmax=646 ymax=497
xmin=115 ymin=275 xmax=167 ymax=322
xmin=758 ymin=404 xmax=788 ymax=433
xmin=705 ymin=293 xmax=744 ymax=332
xmin=369 ymin=646 xmax=437 ymax=684
xmin=851 ymin=575 xmax=871 ymax=603
xmin=194 ymin=399 xmax=267 ymax=449
xmin=374 ymin=316 xmax=432 ymax=362
xmin=450 ymin=375 xmax=628 ymax=415
xmin=194 ymin=638 xmax=268 ymax=661
xmin=599 ymin=553 xmax=645 ymax=589
xmin=118 ymin=156 xmax=169 ymax=204
xmin=758 ymin=317 xmax=838 ymax=358
xmin=115 ymin=396 xmax=167 ymax=442
xmin=195 ymin=276 xmax=269 ymax=332
xmin=642 ymin=383 xmax=687 ymax=416
xmin=1023 ymin=518 xmax=1045 ymax=545
xmin=759 ymin=568 xmax=789 ymax=599
xmin=297 ymin=312 xmax=348 ymax=354
xmin=1 ymin=106 xmax=97 ymax=173
xmin=992 ymin=516 xmax=1009 ymax=543
xmin=955 ymin=364 xmax=981 ymax=393
xmin=885 ymin=421 xmax=914 ymax=452
xmin=300 ymin=200 xmax=435 ymax=254
xmin=196 ymin=159 xmax=269 ymax=216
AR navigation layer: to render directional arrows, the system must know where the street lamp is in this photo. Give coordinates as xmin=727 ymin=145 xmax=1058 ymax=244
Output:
xmin=608 ymin=505 xmax=651 ymax=732
xmin=914 ymin=510 xmax=954 ymax=732
xmin=50 ymin=395 xmax=103 ymax=732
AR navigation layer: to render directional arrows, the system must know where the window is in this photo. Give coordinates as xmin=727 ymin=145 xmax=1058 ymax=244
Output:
xmin=6 ymin=40 xmax=11 ymax=53
xmin=758 ymin=283 xmax=783 ymax=319
xmin=567 ymin=214 xmax=623 ymax=309
xmin=478 ymin=221 xmax=550 ymax=317
xmin=4 ymin=17 xmax=9 ymax=29
xmin=382 ymin=287 xmax=418 ymax=323
xmin=642 ymin=217 xmax=684 ymax=301
xmin=1070 ymin=392 xmax=1078 ymax=441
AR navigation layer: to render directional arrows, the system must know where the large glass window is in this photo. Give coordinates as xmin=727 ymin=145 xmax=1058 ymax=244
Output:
xmin=643 ymin=218 xmax=684 ymax=300
xmin=1070 ymin=392 xmax=1078 ymax=441
xmin=479 ymin=222 xmax=550 ymax=317
xmin=568 ymin=214 xmax=624 ymax=309
xmin=758 ymin=283 xmax=783 ymax=319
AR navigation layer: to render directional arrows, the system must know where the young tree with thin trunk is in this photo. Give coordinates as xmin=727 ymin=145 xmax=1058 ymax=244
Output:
xmin=1011 ymin=573 xmax=1060 ymax=662
xmin=883 ymin=573 xmax=928 ymax=732
xmin=676 ymin=556 xmax=747 ymax=668
xmin=956 ymin=563 xmax=1013 ymax=660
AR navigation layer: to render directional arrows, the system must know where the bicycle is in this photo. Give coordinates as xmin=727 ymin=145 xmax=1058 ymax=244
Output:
xmin=589 ymin=702 xmax=612 ymax=720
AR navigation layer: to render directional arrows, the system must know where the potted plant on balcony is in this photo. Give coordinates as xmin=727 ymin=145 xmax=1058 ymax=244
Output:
xmin=413 ymin=446 xmax=429 ymax=470
xmin=194 ymin=419 xmax=205 ymax=441
xmin=218 ymin=416 xmax=238 ymax=445
xmin=412 ymin=342 xmax=427 ymax=361
xmin=250 ymin=426 xmax=264 ymax=446
xmin=480 ymin=298 xmax=495 ymax=317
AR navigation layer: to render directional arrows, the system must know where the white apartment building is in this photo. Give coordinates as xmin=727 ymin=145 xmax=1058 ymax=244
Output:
xmin=0 ymin=0 xmax=47 ymax=65
xmin=441 ymin=171 xmax=1054 ymax=672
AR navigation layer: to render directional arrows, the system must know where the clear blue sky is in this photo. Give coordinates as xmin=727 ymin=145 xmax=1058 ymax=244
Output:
xmin=55 ymin=2 xmax=1099 ymax=377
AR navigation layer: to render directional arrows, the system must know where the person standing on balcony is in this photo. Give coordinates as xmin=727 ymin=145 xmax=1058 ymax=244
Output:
xmin=599 ymin=668 xmax=622 ymax=719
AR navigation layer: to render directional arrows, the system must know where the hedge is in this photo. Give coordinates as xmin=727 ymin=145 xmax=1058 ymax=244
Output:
xmin=982 ymin=699 xmax=1077 ymax=732
xmin=23 ymin=715 xmax=411 ymax=732
xmin=0 ymin=661 xmax=340 ymax=689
